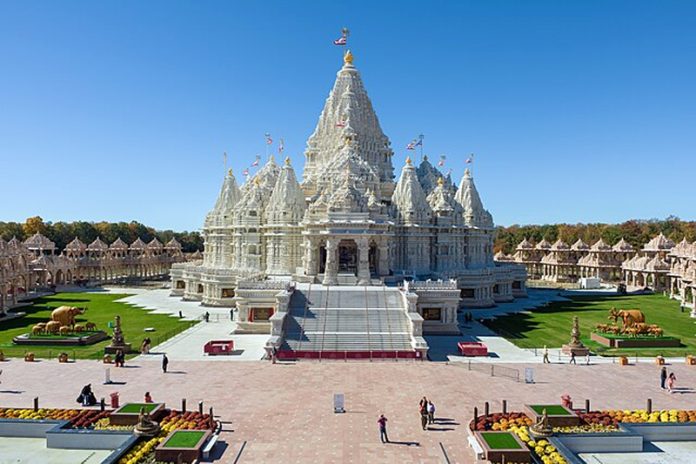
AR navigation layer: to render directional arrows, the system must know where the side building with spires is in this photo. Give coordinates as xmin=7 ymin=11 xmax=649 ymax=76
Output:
xmin=170 ymin=50 xmax=528 ymax=352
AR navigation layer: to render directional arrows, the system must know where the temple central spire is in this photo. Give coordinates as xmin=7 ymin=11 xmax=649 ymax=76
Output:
xmin=301 ymin=52 xmax=395 ymax=199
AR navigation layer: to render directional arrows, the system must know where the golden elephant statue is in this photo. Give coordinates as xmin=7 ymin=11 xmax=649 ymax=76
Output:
xmin=59 ymin=326 xmax=71 ymax=335
xmin=51 ymin=306 xmax=86 ymax=328
xmin=32 ymin=325 xmax=45 ymax=335
xmin=45 ymin=321 xmax=61 ymax=334
xmin=85 ymin=322 xmax=97 ymax=331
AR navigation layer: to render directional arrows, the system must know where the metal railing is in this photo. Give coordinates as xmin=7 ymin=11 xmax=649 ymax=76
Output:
xmin=460 ymin=360 xmax=520 ymax=382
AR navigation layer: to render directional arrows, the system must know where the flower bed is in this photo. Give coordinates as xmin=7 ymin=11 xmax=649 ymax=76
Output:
xmin=471 ymin=408 xmax=696 ymax=464
xmin=0 ymin=406 xmax=215 ymax=464
xmin=0 ymin=408 xmax=111 ymax=429
xmin=117 ymin=411 xmax=214 ymax=464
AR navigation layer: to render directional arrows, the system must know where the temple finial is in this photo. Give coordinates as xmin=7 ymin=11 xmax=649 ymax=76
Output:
xmin=228 ymin=168 xmax=233 ymax=176
xmin=344 ymin=49 xmax=354 ymax=65
xmin=405 ymin=156 xmax=412 ymax=165
xmin=437 ymin=177 xmax=444 ymax=186
xmin=284 ymin=156 xmax=291 ymax=166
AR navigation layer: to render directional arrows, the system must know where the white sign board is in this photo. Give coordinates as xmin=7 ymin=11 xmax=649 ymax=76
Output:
xmin=525 ymin=368 xmax=534 ymax=384
xmin=333 ymin=393 xmax=345 ymax=413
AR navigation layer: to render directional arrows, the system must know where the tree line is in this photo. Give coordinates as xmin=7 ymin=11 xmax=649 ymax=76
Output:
xmin=494 ymin=216 xmax=696 ymax=255
xmin=0 ymin=217 xmax=204 ymax=253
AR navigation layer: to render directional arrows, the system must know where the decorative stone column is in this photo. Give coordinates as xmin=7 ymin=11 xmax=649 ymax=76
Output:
xmin=378 ymin=243 xmax=390 ymax=276
xmin=357 ymin=237 xmax=371 ymax=285
xmin=323 ymin=239 xmax=338 ymax=286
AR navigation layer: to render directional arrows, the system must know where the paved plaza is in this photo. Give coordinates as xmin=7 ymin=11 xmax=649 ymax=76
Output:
xmin=1 ymin=358 xmax=695 ymax=463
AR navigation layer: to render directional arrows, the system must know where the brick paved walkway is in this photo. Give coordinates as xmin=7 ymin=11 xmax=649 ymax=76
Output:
xmin=1 ymin=359 xmax=695 ymax=463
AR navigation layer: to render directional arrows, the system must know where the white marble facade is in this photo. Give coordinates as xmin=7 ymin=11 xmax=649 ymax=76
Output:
xmin=171 ymin=51 xmax=528 ymax=315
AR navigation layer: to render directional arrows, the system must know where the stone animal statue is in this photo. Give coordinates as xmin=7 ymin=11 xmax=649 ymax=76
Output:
xmin=45 ymin=321 xmax=61 ymax=334
xmin=85 ymin=322 xmax=97 ymax=331
xmin=59 ymin=326 xmax=71 ymax=335
xmin=74 ymin=324 xmax=85 ymax=333
xmin=608 ymin=307 xmax=645 ymax=328
xmin=51 ymin=306 xmax=86 ymax=328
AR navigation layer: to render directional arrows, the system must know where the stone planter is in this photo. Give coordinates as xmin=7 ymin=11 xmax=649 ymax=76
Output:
xmin=474 ymin=431 xmax=531 ymax=464
xmin=109 ymin=403 xmax=165 ymax=426
xmin=525 ymin=404 xmax=580 ymax=428
xmin=155 ymin=429 xmax=212 ymax=463
xmin=24 ymin=352 xmax=35 ymax=362
xmin=58 ymin=352 xmax=69 ymax=363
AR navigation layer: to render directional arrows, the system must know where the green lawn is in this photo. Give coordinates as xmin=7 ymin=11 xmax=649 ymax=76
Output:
xmin=480 ymin=432 xmax=522 ymax=450
xmin=163 ymin=430 xmax=206 ymax=448
xmin=483 ymin=294 xmax=696 ymax=357
xmin=0 ymin=292 xmax=196 ymax=359
xmin=529 ymin=405 xmax=571 ymax=416
xmin=116 ymin=403 xmax=160 ymax=414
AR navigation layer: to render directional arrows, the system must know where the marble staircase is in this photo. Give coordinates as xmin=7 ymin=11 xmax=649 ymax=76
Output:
xmin=280 ymin=284 xmax=416 ymax=354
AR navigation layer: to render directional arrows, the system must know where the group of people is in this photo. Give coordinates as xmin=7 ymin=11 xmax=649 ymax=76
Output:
xmin=660 ymin=366 xmax=677 ymax=392
xmin=376 ymin=397 xmax=438 ymax=444
xmin=419 ymin=397 xmax=436 ymax=430
xmin=542 ymin=346 xmax=591 ymax=365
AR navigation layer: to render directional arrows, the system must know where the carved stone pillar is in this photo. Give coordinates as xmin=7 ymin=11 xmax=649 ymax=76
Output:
xmin=378 ymin=243 xmax=390 ymax=276
xmin=357 ymin=237 xmax=371 ymax=286
xmin=323 ymin=239 xmax=338 ymax=286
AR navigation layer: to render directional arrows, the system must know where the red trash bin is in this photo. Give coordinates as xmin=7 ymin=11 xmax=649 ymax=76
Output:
xmin=110 ymin=392 xmax=119 ymax=409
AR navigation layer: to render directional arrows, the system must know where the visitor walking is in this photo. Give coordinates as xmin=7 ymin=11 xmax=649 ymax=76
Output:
xmin=585 ymin=353 xmax=590 ymax=365
xmin=204 ymin=311 xmax=210 ymax=323
xmin=542 ymin=346 xmax=550 ymax=363
xmin=377 ymin=414 xmax=389 ymax=443
xmin=419 ymin=397 xmax=429 ymax=430
xmin=667 ymin=372 xmax=676 ymax=393
xmin=271 ymin=345 xmax=278 ymax=364
xmin=660 ymin=366 xmax=667 ymax=389
xmin=229 ymin=308 xmax=234 ymax=321
xmin=427 ymin=400 xmax=436 ymax=424
xmin=569 ymin=352 xmax=576 ymax=365
xmin=144 ymin=392 xmax=153 ymax=403
xmin=162 ymin=354 xmax=169 ymax=373
xmin=178 ymin=310 xmax=183 ymax=318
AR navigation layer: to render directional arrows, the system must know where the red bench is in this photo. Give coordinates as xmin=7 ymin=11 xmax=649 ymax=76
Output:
xmin=204 ymin=340 xmax=234 ymax=355
xmin=458 ymin=341 xmax=488 ymax=357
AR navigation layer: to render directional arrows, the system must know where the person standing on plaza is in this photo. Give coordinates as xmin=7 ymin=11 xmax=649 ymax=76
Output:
xmin=162 ymin=354 xmax=169 ymax=373
xmin=144 ymin=392 xmax=153 ymax=403
xmin=419 ymin=397 xmax=429 ymax=430
xmin=204 ymin=311 xmax=210 ymax=323
xmin=542 ymin=345 xmax=550 ymax=363
xmin=660 ymin=366 xmax=667 ymax=389
xmin=585 ymin=353 xmax=590 ymax=365
xmin=377 ymin=414 xmax=389 ymax=443
xmin=569 ymin=352 xmax=576 ymax=365
xmin=427 ymin=400 xmax=436 ymax=424
xmin=667 ymin=372 xmax=676 ymax=393
xmin=229 ymin=308 xmax=234 ymax=321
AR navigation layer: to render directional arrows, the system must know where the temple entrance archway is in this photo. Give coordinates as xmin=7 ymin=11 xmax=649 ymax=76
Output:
xmin=338 ymin=240 xmax=357 ymax=274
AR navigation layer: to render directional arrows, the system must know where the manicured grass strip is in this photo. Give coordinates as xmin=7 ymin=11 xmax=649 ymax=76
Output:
xmin=530 ymin=405 xmax=571 ymax=416
xmin=163 ymin=430 xmax=206 ymax=448
xmin=116 ymin=403 xmax=159 ymax=414
xmin=483 ymin=294 xmax=695 ymax=357
xmin=0 ymin=292 xmax=197 ymax=359
xmin=480 ymin=432 xmax=522 ymax=450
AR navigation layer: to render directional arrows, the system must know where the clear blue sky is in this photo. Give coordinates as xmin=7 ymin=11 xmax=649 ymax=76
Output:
xmin=1 ymin=1 xmax=694 ymax=232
